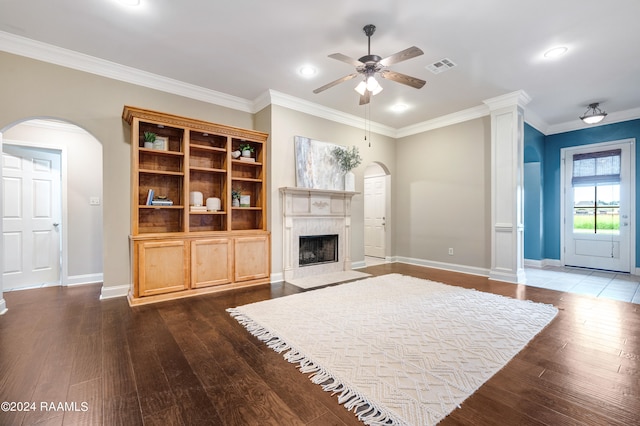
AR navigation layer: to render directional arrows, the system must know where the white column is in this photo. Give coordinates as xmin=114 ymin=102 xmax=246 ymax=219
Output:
xmin=483 ymin=90 xmax=531 ymax=284
xmin=343 ymin=197 xmax=352 ymax=271
xmin=0 ymin=131 xmax=6 ymax=314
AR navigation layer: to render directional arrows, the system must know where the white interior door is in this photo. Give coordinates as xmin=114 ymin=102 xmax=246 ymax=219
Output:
xmin=3 ymin=145 xmax=61 ymax=290
xmin=563 ymin=141 xmax=634 ymax=272
xmin=364 ymin=175 xmax=386 ymax=258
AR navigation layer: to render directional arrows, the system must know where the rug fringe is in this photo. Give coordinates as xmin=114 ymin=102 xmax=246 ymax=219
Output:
xmin=227 ymin=308 xmax=403 ymax=425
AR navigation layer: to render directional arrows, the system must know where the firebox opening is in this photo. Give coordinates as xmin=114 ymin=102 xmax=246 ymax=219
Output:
xmin=299 ymin=234 xmax=338 ymax=266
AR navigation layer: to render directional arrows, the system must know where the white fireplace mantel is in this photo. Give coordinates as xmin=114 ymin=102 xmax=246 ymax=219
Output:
xmin=280 ymin=187 xmax=359 ymax=281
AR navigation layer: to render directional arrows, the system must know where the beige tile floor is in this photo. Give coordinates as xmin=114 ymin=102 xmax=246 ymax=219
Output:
xmin=524 ymin=265 xmax=640 ymax=304
xmin=364 ymin=257 xmax=640 ymax=305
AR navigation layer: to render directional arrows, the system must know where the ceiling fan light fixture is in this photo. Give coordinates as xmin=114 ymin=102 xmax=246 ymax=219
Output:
xmin=579 ymin=102 xmax=608 ymax=124
xmin=366 ymin=76 xmax=380 ymax=92
xmin=314 ymin=24 xmax=425 ymax=105
xmin=370 ymin=84 xmax=383 ymax=96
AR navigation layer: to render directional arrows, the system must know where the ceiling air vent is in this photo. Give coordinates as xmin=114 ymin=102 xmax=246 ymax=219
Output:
xmin=426 ymin=58 xmax=457 ymax=74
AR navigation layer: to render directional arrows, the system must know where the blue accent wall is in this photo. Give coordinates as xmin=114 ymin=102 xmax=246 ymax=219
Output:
xmin=539 ymin=119 xmax=640 ymax=265
xmin=524 ymin=124 xmax=545 ymax=260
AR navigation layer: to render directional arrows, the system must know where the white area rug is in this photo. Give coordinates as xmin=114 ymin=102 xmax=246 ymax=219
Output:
xmin=228 ymin=274 xmax=558 ymax=425
xmin=288 ymin=270 xmax=371 ymax=289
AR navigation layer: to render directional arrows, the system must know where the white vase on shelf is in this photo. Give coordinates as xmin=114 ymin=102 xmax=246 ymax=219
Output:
xmin=344 ymin=171 xmax=355 ymax=191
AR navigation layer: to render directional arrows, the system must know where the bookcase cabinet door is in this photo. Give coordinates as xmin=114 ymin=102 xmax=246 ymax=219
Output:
xmin=234 ymin=235 xmax=270 ymax=282
xmin=137 ymin=240 xmax=189 ymax=297
xmin=191 ymin=238 xmax=233 ymax=288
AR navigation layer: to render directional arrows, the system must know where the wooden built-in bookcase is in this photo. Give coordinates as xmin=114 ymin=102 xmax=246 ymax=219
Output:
xmin=123 ymin=106 xmax=270 ymax=305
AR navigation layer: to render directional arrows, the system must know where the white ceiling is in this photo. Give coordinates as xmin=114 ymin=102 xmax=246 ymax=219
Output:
xmin=1 ymin=0 xmax=639 ymax=132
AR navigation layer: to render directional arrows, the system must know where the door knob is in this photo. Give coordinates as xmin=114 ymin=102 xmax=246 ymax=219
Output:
xmin=53 ymin=223 xmax=60 ymax=227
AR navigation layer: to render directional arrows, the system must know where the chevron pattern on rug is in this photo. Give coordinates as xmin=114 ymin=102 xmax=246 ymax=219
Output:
xmin=228 ymin=273 xmax=558 ymax=425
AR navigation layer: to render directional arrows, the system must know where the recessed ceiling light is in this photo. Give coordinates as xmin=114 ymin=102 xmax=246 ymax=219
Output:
xmin=118 ymin=0 xmax=140 ymax=5
xmin=391 ymin=103 xmax=408 ymax=113
xmin=298 ymin=65 xmax=317 ymax=77
xmin=544 ymin=46 xmax=568 ymax=59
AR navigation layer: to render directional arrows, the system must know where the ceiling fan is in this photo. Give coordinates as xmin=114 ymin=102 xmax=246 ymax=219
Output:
xmin=313 ymin=24 xmax=426 ymax=105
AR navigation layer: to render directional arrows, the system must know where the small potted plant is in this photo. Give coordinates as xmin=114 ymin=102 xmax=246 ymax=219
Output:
xmin=238 ymin=143 xmax=254 ymax=158
xmin=143 ymin=131 xmax=156 ymax=149
xmin=332 ymin=145 xmax=362 ymax=191
xmin=231 ymin=188 xmax=241 ymax=207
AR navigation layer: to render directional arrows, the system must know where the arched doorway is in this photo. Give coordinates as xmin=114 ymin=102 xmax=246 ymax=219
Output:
xmin=1 ymin=118 xmax=103 ymax=293
xmin=364 ymin=161 xmax=391 ymax=264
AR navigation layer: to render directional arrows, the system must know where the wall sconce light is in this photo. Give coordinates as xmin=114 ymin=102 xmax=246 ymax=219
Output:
xmin=579 ymin=102 xmax=608 ymax=124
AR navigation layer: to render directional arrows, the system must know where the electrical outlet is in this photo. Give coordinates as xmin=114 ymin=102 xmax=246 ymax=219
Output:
xmin=89 ymin=197 xmax=100 ymax=206
xmin=448 ymin=248 xmax=454 ymax=255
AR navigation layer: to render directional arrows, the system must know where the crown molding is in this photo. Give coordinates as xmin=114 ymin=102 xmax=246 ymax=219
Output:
xmin=483 ymin=90 xmax=532 ymax=111
xmin=396 ymin=105 xmax=490 ymax=139
xmin=522 ymin=109 xmax=548 ymax=135
xmin=0 ymin=31 xmax=516 ymax=139
xmin=0 ymin=31 xmax=253 ymax=113
xmin=262 ymin=90 xmax=398 ymax=138
xmin=10 ymin=31 xmax=621 ymax=140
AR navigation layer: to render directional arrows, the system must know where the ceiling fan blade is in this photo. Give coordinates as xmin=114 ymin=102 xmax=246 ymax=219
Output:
xmin=379 ymin=46 xmax=424 ymax=66
xmin=379 ymin=70 xmax=426 ymax=89
xmin=328 ymin=53 xmax=364 ymax=67
xmin=313 ymin=73 xmax=359 ymax=94
xmin=359 ymin=91 xmax=371 ymax=105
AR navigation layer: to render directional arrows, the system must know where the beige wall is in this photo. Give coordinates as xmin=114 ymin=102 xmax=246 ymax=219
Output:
xmin=0 ymin=50 xmax=495 ymax=296
xmin=268 ymin=105 xmax=396 ymax=276
xmin=395 ymin=117 xmax=491 ymax=269
xmin=0 ymin=52 xmax=253 ymax=290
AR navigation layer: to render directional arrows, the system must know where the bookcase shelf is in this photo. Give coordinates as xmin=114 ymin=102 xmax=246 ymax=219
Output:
xmin=124 ymin=105 xmax=270 ymax=305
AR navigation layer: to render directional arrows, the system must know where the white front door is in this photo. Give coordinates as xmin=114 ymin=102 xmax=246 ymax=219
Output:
xmin=364 ymin=175 xmax=386 ymax=258
xmin=3 ymin=145 xmax=62 ymax=290
xmin=563 ymin=140 xmax=634 ymax=272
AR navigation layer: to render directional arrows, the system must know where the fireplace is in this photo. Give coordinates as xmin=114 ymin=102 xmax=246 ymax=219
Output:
xmin=299 ymin=234 xmax=338 ymax=266
xmin=280 ymin=187 xmax=358 ymax=281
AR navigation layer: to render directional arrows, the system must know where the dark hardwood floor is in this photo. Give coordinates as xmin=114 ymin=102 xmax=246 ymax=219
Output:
xmin=1 ymin=263 xmax=638 ymax=425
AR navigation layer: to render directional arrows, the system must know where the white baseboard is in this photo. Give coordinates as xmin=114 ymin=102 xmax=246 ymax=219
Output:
xmin=351 ymin=260 xmax=367 ymax=270
xmin=270 ymin=271 xmax=284 ymax=283
xmin=542 ymin=258 xmax=562 ymax=268
xmin=100 ymin=284 xmax=130 ymax=300
xmin=489 ymin=268 xmax=527 ymax=284
xmin=524 ymin=258 xmax=562 ymax=269
xmin=395 ymin=256 xmax=490 ymax=278
xmin=0 ymin=298 xmax=7 ymax=315
xmin=524 ymin=259 xmax=544 ymax=268
xmin=66 ymin=273 xmax=103 ymax=286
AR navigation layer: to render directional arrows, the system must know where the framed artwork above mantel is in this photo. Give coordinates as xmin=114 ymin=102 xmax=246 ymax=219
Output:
xmin=294 ymin=136 xmax=345 ymax=190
